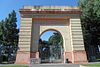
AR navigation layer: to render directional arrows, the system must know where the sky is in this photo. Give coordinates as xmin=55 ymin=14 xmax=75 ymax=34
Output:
xmin=40 ymin=31 xmax=55 ymax=41
xmin=0 ymin=0 xmax=79 ymax=41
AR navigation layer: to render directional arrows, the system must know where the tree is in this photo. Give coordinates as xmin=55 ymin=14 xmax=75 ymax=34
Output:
xmin=0 ymin=21 xmax=4 ymax=44
xmin=3 ymin=10 xmax=19 ymax=47
xmin=48 ymin=32 xmax=63 ymax=47
xmin=39 ymin=32 xmax=63 ymax=62
xmin=0 ymin=22 xmax=2 ymax=44
xmin=48 ymin=32 xmax=63 ymax=60
xmin=4 ymin=10 xmax=19 ymax=63
xmin=0 ymin=10 xmax=19 ymax=63
xmin=79 ymin=0 xmax=100 ymax=61
xmin=0 ymin=21 xmax=3 ymax=63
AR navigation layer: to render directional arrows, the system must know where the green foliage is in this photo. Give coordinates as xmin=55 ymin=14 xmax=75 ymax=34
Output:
xmin=79 ymin=0 xmax=100 ymax=61
xmin=0 ymin=22 xmax=2 ymax=44
xmin=79 ymin=0 xmax=100 ymax=45
xmin=2 ymin=10 xmax=19 ymax=47
xmin=39 ymin=32 xmax=63 ymax=62
xmin=0 ymin=22 xmax=2 ymax=36
xmin=0 ymin=10 xmax=19 ymax=63
xmin=80 ymin=0 xmax=100 ymax=40
xmin=48 ymin=32 xmax=63 ymax=46
xmin=0 ymin=20 xmax=4 ymax=44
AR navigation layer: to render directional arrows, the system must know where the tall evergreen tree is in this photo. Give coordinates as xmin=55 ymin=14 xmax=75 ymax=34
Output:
xmin=0 ymin=22 xmax=2 ymax=44
xmin=0 ymin=20 xmax=4 ymax=44
xmin=79 ymin=0 xmax=100 ymax=61
xmin=3 ymin=10 xmax=19 ymax=47
xmin=0 ymin=10 xmax=19 ymax=63
xmin=0 ymin=20 xmax=5 ymax=63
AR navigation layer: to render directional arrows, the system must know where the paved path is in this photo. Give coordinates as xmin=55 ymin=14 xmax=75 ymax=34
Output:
xmin=0 ymin=62 xmax=100 ymax=67
xmin=0 ymin=64 xmax=80 ymax=67
xmin=30 ymin=64 xmax=80 ymax=67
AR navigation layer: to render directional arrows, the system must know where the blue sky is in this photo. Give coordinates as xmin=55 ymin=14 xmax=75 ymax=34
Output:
xmin=40 ymin=31 xmax=55 ymax=41
xmin=0 ymin=0 xmax=79 ymax=41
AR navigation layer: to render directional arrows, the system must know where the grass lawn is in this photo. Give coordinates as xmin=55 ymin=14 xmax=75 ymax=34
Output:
xmin=83 ymin=63 xmax=100 ymax=67
xmin=0 ymin=65 xmax=29 ymax=67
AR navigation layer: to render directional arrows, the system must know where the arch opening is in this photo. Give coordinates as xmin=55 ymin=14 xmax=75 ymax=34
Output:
xmin=38 ymin=29 xmax=64 ymax=63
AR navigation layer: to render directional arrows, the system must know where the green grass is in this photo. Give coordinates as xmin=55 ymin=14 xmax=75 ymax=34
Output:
xmin=83 ymin=63 xmax=100 ymax=67
xmin=0 ymin=65 xmax=29 ymax=67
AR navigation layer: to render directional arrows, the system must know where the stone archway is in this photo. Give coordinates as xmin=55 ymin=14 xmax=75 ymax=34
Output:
xmin=16 ymin=6 xmax=88 ymax=64
xmin=31 ymin=17 xmax=70 ymax=63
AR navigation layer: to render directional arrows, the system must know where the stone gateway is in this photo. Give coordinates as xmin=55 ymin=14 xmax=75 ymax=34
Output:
xmin=15 ymin=6 xmax=88 ymax=64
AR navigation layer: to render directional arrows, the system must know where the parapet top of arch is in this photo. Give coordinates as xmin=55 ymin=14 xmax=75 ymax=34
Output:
xmin=19 ymin=6 xmax=81 ymax=14
xmin=32 ymin=17 xmax=70 ymax=21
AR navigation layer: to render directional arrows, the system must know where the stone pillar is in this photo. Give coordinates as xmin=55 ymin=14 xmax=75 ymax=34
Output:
xmin=64 ymin=52 xmax=73 ymax=63
xmin=73 ymin=50 xmax=87 ymax=63
xmin=30 ymin=52 xmax=39 ymax=58
xmin=70 ymin=19 xmax=88 ymax=63
xmin=15 ymin=18 xmax=32 ymax=64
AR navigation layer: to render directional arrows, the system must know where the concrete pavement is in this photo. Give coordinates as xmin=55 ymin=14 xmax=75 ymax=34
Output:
xmin=30 ymin=64 xmax=80 ymax=67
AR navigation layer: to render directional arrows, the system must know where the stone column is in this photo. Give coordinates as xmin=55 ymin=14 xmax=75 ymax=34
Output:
xmin=70 ymin=19 xmax=88 ymax=63
xmin=15 ymin=18 xmax=32 ymax=64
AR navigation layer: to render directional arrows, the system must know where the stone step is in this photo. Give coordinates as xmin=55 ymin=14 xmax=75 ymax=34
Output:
xmin=30 ymin=64 xmax=80 ymax=67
